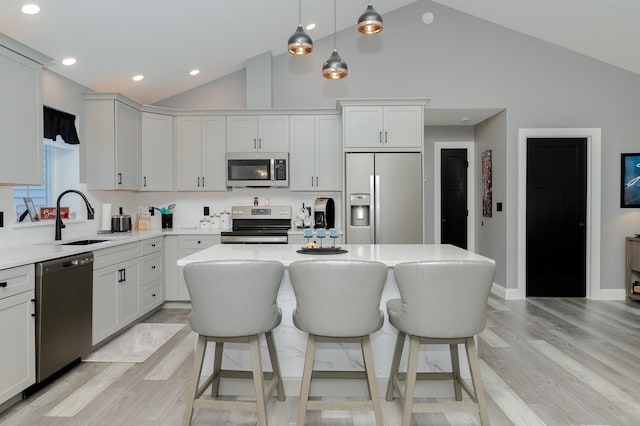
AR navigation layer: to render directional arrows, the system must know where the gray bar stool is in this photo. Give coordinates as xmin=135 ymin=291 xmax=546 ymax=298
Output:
xmin=386 ymin=260 xmax=496 ymax=426
xmin=182 ymin=260 xmax=285 ymax=426
xmin=288 ymin=259 xmax=388 ymax=426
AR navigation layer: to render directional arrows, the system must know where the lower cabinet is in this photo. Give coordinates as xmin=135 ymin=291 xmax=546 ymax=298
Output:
xmin=164 ymin=235 xmax=219 ymax=301
xmin=0 ymin=264 xmax=35 ymax=405
xmin=92 ymin=258 xmax=141 ymax=345
xmin=92 ymin=237 xmax=164 ymax=345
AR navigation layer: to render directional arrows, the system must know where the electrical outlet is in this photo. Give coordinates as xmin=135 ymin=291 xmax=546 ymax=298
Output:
xmin=204 ymin=206 xmax=210 ymax=216
xmin=0 ymin=211 xmax=3 ymax=227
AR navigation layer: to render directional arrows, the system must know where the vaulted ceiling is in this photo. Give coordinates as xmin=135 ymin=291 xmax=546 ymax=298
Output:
xmin=1 ymin=0 xmax=638 ymax=107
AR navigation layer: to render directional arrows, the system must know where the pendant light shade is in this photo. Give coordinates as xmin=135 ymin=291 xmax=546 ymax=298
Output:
xmin=322 ymin=49 xmax=348 ymax=79
xmin=323 ymin=0 xmax=347 ymax=79
xmin=357 ymin=2 xmax=383 ymax=35
xmin=288 ymin=25 xmax=313 ymax=55
xmin=288 ymin=0 xmax=313 ymax=55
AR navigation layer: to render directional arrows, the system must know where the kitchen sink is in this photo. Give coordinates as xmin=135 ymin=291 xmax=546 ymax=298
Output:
xmin=61 ymin=239 xmax=109 ymax=246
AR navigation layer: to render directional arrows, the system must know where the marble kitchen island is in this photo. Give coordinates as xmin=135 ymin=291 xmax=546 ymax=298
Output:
xmin=177 ymin=244 xmax=495 ymax=395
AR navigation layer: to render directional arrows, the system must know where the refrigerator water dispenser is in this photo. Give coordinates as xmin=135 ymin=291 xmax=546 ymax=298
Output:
xmin=350 ymin=194 xmax=370 ymax=226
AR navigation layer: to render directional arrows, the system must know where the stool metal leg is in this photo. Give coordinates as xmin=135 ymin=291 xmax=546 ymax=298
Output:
xmin=466 ymin=337 xmax=489 ymax=426
xmin=183 ymin=334 xmax=207 ymax=426
xmin=449 ymin=343 xmax=462 ymax=401
xmin=265 ymin=331 xmax=285 ymax=401
xmin=362 ymin=335 xmax=384 ymax=426
xmin=250 ymin=335 xmax=268 ymax=426
xmin=386 ymin=331 xmax=405 ymax=401
xmin=297 ymin=334 xmax=316 ymax=426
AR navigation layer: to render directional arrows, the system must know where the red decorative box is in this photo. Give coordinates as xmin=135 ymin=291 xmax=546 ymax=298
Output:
xmin=40 ymin=207 xmax=69 ymax=220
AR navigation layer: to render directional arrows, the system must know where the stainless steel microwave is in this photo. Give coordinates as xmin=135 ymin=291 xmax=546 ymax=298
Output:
xmin=225 ymin=152 xmax=289 ymax=187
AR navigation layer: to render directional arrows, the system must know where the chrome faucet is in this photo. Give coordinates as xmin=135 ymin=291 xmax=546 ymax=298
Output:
xmin=55 ymin=190 xmax=95 ymax=240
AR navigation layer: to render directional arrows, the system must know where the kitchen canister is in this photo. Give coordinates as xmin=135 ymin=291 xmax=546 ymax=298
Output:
xmin=210 ymin=214 xmax=220 ymax=229
xmin=199 ymin=220 xmax=210 ymax=231
xmin=220 ymin=211 xmax=230 ymax=229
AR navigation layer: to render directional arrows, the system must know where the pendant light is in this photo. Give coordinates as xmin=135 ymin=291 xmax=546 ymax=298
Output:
xmin=322 ymin=0 xmax=348 ymax=79
xmin=288 ymin=0 xmax=313 ymax=55
xmin=357 ymin=2 xmax=383 ymax=35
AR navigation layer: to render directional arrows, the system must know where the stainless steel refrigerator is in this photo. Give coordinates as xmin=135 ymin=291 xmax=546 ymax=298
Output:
xmin=345 ymin=153 xmax=423 ymax=243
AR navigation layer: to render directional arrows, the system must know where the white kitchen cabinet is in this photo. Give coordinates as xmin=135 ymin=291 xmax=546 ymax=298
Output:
xmin=84 ymin=95 xmax=140 ymax=190
xmin=140 ymin=237 xmax=164 ymax=313
xmin=0 ymin=264 xmax=35 ymax=405
xmin=92 ymin=242 xmax=142 ymax=345
xmin=343 ymin=105 xmax=423 ymax=149
xmin=290 ymin=115 xmax=340 ymax=191
xmin=176 ymin=116 xmax=226 ymax=191
xmin=0 ymin=42 xmax=45 ymax=185
xmin=226 ymin=115 xmax=289 ymax=152
xmin=165 ymin=235 xmax=220 ymax=301
xmin=141 ymin=111 xmax=174 ymax=190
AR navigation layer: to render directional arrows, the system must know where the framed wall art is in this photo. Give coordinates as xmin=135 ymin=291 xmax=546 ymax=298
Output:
xmin=482 ymin=150 xmax=493 ymax=217
xmin=23 ymin=197 xmax=39 ymax=221
xmin=621 ymin=153 xmax=640 ymax=208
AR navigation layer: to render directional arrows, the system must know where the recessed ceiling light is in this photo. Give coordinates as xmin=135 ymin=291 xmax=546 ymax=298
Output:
xmin=132 ymin=75 xmax=144 ymax=81
xmin=190 ymin=69 xmax=200 ymax=76
xmin=21 ymin=3 xmax=40 ymax=15
xmin=460 ymin=116 xmax=471 ymax=123
xmin=306 ymin=23 xmax=316 ymax=31
xmin=422 ymin=11 xmax=434 ymax=25
xmin=61 ymin=57 xmax=76 ymax=66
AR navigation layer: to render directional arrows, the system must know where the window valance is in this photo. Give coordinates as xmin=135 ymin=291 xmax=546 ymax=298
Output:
xmin=43 ymin=105 xmax=80 ymax=144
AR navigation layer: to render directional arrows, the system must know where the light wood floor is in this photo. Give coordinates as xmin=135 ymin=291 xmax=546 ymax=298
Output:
xmin=1 ymin=296 xmax=640 ymax=425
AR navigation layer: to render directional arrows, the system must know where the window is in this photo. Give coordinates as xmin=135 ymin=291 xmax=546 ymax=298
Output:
xmin=13 ymin=136 xmax=80 ymax=222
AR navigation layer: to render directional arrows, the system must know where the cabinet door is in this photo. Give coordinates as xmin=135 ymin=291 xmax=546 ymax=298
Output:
xmin=141 ymin=112 xmax=174 ymax=190
xmin=258 ymin=115 xmax=289 ymax=152
xmin=382 ymin=106 xmax=423 ymax=148
xmin=114 ymin=101 xmax=140 ymax=189
xmin=343 ymin=106 xmax=383 ymax=148
xmin=117 ymin=260 xmax=141 ymax=327
xmin=315 ymin=115 xmax=341 ymax=191
xmin=92 ymin=265 xmax=119 ymax=344
xmin=0 ymin=290 xmax=35 ymax=405
xmin=289 ymin=115 xmax=315 ymax=190
xmin=0 ymin=46 xmax=42 ymax=185
xmin=84 ymin=99 xmax=116 ymax=189
xmin=226 ymin=115 xmax=258 ymax=152
xmin=202 ymin=117 xmax=227 ymax=190
xmin=176 ymin=116 xmax=204 ymax=190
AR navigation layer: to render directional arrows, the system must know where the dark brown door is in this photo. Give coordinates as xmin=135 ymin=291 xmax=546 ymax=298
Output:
xmin=441 ymin=149 xmax=467 ymax=249
xmin=526 ymin=138 xmax=587 ymax=297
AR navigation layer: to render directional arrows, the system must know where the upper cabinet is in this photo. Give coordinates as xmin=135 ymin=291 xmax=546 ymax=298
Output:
xmin=140 ymin=111 xmax=174 ymax=191
xmin=341 ymin=100 xmax=427 ymax=150
xmin=226 ymin=115 xmax=289 ymax=152
xmin=0 ymin=36 xmax=50 ymax=185
xmin=290 ymin=115 xmax=341 ymax=191
xmin=84 ymin=94 xmax=140 ymax=190
xmin=176 ymin=116 xmax=226 ymax=191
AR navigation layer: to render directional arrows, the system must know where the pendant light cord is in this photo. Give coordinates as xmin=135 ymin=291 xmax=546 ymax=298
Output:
xmin=333 ymin=0 xmax=337 ymax=49
xmin=298 ymin=0 xmax=302 ymax=25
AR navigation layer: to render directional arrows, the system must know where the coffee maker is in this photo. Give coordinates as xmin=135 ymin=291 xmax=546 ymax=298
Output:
xmin=313 ymin=197 xmax=335 ymax=229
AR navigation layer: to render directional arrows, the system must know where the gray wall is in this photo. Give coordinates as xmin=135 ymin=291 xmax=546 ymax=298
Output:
xmin=154 ymin=0 xmax=640 ymax=292
xmin=156 ymin=69 xmax=247 ymax=109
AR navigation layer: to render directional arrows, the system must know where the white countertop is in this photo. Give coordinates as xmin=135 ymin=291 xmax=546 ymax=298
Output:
xmin=177 ymin=243 xmax=494 ymax=267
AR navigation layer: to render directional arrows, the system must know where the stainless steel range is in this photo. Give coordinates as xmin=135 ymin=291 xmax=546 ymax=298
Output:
xmin=221 ymin=206 xmax=291 ymax=244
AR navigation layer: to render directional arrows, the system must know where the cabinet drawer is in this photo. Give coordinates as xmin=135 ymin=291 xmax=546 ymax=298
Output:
xmin=0 ymin=264 xmax=34 ymax=300
xmin=93 ymin=242 xmax=141 ymax=269
xmin=142 ymin=280 xmax=163 ymax=313
xmin=178 ymin=235 xmax=219 ymax=250
xmin=140 ymin=253 xmax=163 ymax=284
xmin=141 ymin=237 xmax=163 ymax=255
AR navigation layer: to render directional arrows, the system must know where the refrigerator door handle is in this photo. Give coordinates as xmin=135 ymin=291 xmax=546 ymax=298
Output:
xmin=370 ymin=175 xmax=376 ymax=243
xmin=374 ymin=175 xmax=381 ymax=244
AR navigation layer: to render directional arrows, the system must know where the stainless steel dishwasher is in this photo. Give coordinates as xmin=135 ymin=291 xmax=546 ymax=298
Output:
xmin=35 ymin=252 xmax=93 ymax=383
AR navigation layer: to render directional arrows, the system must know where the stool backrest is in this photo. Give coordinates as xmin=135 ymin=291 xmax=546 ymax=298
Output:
xmin=184 ymin=260 xmax=284 ymax=337
xmin=393 ymin=260 xmax=496 ymax=337
xmin=289 ymin=260 xmax=388 ymax=337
